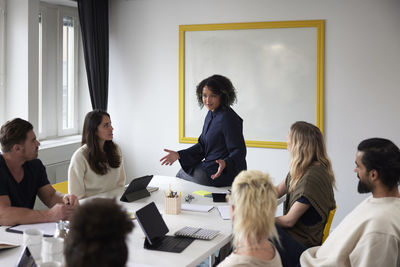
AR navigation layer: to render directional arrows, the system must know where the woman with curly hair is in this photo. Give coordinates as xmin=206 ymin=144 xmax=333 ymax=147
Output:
xmin=161 ymin=74 xmax=247 ymax=187
xmin=68 ymin=110 xmax=126 ymax=199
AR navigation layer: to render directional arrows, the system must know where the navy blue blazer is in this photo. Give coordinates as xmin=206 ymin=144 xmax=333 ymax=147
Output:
xmin=178 ymin=106 xmax=247 ymax=187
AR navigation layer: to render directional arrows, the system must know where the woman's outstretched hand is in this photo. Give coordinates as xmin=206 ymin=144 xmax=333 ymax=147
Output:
xmin=211 ymin=159 xmax=226 ymax=179
xmin=160 ymin=149 xmax=180 ymax=166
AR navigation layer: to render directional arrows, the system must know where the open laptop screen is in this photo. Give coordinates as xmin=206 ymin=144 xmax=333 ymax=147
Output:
xmin=135 ymin=202 xmax=169 ymax=245
xmin=17 ymin=247 xmax=37 ymax=267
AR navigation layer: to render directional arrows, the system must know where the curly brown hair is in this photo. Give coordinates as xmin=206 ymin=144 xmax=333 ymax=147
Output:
xmin=64 ymin=198 xmax=134 ymax=267
xmin=195 ymin=74 xmax=237 ymax=108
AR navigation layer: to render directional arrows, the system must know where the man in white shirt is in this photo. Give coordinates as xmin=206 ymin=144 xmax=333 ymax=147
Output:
xmin=301 ymin=138 xmax=400 ymax=267
xmin=0 ymin=118 xmax=78 ymax=226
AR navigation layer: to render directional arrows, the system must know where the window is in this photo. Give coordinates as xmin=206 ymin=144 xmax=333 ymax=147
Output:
xmin=0 ymin=0 xmax=5 ymax=123
xmin=38 ymin=4 xmax=79 ymax=139
xmin=62 ymin=16 xmax=75 ymax=131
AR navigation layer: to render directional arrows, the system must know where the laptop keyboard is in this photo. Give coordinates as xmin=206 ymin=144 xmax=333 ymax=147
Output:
xmin=174 ymin=226 xmax=219 ymax=240
xmin=152 ymin=236 xmax=194 ymax=252
xmin=155 ymin=236 xmax=179 ymax=249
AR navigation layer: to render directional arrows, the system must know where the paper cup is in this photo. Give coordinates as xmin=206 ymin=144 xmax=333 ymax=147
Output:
xmin=41 ymin=237 xmax=64 ymax=263
xmin=165 ymin=196 xmax=181 ymax=215
xmin=23 ymin=229 xmax=43 ymax=261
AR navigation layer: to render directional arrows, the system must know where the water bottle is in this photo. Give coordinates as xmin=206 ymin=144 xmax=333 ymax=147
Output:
xmin=53 ymin=220 xmax=68 ymax=239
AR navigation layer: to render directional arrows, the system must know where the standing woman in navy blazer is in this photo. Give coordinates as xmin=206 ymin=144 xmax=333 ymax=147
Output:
xmin=161 ymin=74 xmax=247 ymax=187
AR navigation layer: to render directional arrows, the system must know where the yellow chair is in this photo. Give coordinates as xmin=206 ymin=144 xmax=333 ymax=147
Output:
xmin=52 ymin=181 xmax=69 ymax=194
xmin=322 ymin=206 xmax=337 ymax=243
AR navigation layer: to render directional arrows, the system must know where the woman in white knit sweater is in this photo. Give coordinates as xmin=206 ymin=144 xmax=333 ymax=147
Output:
xmin=68 ymin=110 xmax=126 ymax=199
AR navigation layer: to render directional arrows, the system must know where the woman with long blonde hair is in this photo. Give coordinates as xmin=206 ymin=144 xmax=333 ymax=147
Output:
xmin=275 ymin=121 xmax=336 ymax=248
xmin=218 ymin=170 xmax=282 ymax=267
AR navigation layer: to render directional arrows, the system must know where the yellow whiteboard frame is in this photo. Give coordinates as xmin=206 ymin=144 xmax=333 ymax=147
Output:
xmin=179 ymin=20 xmax=325 ymax=149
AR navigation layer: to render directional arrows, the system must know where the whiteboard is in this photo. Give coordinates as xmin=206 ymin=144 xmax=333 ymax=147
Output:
xmin=179 ymin=21 xmax=325 ymax=149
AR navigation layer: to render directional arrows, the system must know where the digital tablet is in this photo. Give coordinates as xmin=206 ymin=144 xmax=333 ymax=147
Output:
xmin=120 ymin=175 xmax=153 ymax=202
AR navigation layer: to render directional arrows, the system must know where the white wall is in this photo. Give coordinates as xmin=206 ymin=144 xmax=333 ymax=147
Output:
xmin=38 ymin=141 xmax=80 ymax=182
xmin=0 ymin=0 xmax=5 ymax=123
xmin=5 ymin=0 xmax=39 ymax=125
xmin=109 ymin=0 xmax=400 ymax=228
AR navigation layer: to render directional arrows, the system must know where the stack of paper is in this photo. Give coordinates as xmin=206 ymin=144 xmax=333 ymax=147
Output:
xmin=181 ymin=204 xmax=214 ymax=212
xmin=6 ymin=222 xmax=57 ymax=237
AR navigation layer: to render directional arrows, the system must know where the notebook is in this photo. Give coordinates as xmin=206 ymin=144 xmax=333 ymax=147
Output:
xmin=120 ymin=175 xmax=154 ymax=202
xmin=181 ymin=204 xmax=214 ymax=212
xmin=135 ymin=202 xmax=194 ymax=253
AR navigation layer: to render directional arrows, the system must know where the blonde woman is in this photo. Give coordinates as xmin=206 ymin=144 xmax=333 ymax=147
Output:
xmin=218 ymin=170 xmax=282 ymax=267
xmin=275 ymin=121 xmax=336 ymax=248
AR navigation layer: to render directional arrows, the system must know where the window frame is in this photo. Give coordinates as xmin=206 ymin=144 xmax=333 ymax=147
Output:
xmin=38 ymin=3 xmax=80 ymax=140
xmin=57 ymin=8 xmax=79 ymax=136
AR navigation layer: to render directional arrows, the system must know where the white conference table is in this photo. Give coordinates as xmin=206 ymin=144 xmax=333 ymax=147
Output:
xmin=0 ymin=175 xmax=233 ymax=267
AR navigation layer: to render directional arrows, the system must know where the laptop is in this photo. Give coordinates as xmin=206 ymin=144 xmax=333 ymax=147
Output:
xmin=17 ymin=247 xmax=37 ymax=267
xmin=120 ymin=175 xmax=154 ymax=202
xmin=135 ymin=202 xmax=194 ymax=253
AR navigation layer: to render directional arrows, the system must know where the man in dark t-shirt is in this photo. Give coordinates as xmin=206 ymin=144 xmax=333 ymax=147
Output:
xmin=0 ymin=118 xmax=79 ymax=226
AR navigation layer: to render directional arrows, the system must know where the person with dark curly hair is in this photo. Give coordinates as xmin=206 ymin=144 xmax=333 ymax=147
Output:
xmin=64 ymin=198 xmax=134 ymax=267
xmin=161 ymin=74 xmax=247 ymax=187
xmin=68 ymin=110 xmax=126 ymax=199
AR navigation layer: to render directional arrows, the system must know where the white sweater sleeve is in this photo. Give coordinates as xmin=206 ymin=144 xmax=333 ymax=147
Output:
xmin=68 ymin=149 xmax=87 ymax=199
xmin=349 ymin=232 xmax=400 ymax=267
xmin=117 ymin=155 xmax=127 ymax=187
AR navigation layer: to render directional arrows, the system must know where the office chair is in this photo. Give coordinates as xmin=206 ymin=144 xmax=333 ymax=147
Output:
xmin=52 ymin=180 xmax=69 ymax=194
xmin=322 ymin=206 xmax=337 ymax=243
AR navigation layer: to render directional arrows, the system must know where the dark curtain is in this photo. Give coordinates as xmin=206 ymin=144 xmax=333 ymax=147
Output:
xmin=77 ymin=0 xmax=109 ymax=111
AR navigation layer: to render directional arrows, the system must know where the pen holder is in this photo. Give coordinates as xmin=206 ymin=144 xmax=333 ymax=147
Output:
xmin=165 ymin=195 xmax=181 ymax=215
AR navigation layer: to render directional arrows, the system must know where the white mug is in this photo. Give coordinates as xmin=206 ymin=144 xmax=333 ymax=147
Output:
xmin=41 ymin=237 xmax=64 ymax=263
xmin=22 ymin=229 xmax=43 ymax=261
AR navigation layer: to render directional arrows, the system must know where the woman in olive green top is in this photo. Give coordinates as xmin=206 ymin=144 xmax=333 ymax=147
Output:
xmin=275 ymin=121 xmax=336 ymax=248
